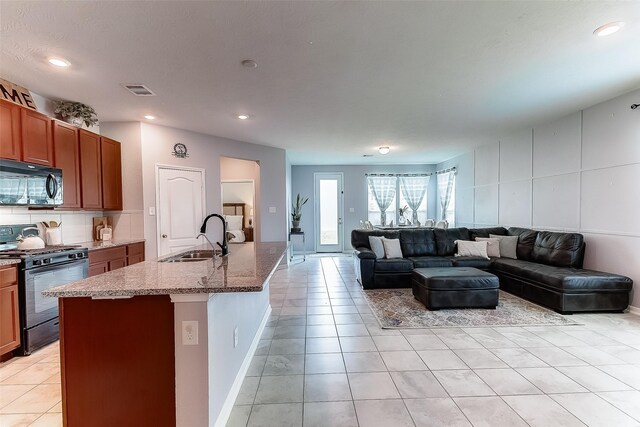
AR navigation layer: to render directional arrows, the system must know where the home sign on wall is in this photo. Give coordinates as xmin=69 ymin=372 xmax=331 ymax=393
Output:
xmin=0 ymin=78 xmax=37 ymax=110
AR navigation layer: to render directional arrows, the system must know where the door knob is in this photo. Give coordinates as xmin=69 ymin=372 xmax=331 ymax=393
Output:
xmin=162 ymin=234 xmax=167 ymax=238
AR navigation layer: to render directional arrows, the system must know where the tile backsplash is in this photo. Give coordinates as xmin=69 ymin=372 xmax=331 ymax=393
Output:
xmin=0 ymin=207 xmax=144 ymax=244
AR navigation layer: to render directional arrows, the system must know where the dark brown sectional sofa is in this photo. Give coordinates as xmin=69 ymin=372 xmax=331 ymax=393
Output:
xmin=351 ymin=226 xmax=633 ymax=314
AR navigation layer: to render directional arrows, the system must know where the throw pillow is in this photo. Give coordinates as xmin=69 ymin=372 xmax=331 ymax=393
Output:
xmin=489 ymin=234 xmax=518 ymax=259
xmin=382 ymin=238 xmax=403 ymax=259
xmin=475 ymin=237 xmax=501 ymax=258
xmin=368 ymin=236 xmax=385 ymax=259
xmin=455 ymin=240 xmax=489 ymax=259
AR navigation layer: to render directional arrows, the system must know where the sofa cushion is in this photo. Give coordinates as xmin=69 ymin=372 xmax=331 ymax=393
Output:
xmin=531 ymin=231 xmax=585 ymax=268
xmin=382 ymin=238 xmax=403 ymax=259
xmin=374 ymin=258 xmax=414 ymax=273
xmin=434 ymin=227 xmax=470 ymax=256
xmin=508 ymin=227 xmax=539 ymax=260
xmin=351 ymin=229 xmax=400 ymax=250
xmin=490 ymin=234 xmax=518 ymax=259
xmin=447 ymin=256 xmax=492 ymax=269
xmin=400 ymin=229 xmax=437 ymax=257
xmin=368 ymin=236 xmax=385 ymax=259
xmin=491 ymin=258 xmax=633 ymax=291
xmin=469 ymin=227 xmax=508 ymax=240
xmin=408 ymin=256 xmax=454 ymax=268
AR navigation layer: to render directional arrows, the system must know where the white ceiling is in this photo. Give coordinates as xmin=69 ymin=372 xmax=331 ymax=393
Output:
xmin=1 ymin=1 xmax=639 ymax=165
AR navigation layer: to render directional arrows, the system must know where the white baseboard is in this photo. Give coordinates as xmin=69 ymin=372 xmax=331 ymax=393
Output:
xmin=629 ymin=305 xmax=640 ymax=316
xmin=213 ymin=304 xmax=272 ymax=427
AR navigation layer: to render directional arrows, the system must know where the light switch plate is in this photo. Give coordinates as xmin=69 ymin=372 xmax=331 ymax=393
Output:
xmin=182 ymin=320 xmax=198 ymax=345
xmin=349 ymin=207 xmax=355 ymax=213
xmin=269 ymin=207 xmax=276 ymax=213
xmin=149 ymin=207 xmax=156 ymax=216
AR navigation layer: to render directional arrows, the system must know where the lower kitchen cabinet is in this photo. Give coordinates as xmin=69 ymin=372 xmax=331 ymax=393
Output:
xmin=0 ymin=265 xmax=20 ymax=356
xmin=88 ymin=243 xmax=145 ymax=277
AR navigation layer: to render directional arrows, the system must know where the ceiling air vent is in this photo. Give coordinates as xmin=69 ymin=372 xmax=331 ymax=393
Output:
xmin=122 ymin=84 xmax=156 ymax=96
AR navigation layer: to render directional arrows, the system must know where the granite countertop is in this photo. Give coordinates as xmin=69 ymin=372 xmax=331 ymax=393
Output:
xmin=43 ymin=242 xmax=287 ymax=298
xmin=0 ymin=259 xmax=21 ymax=266
xmin=79 ymin=239 xmax=146 ymax=251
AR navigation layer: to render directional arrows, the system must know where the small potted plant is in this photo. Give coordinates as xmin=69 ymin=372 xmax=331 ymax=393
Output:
xmin=291 ymin=193 xmax=309 ymax=232
xmin=399 ymin=205 xmax=409 ymax=225
xmin=54 ymin=100 xmax=98 ymax=128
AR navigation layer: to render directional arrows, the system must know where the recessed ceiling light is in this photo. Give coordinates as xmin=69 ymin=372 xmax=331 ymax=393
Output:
xmin=241 ymin=59 xmax=258 ymax=68
xmin=378 ymin=146 xmax=390 ymax=155
xmin=48 ymin=57 xmax=71 ymax=67
xmin=237 ymin=114 xmax=249 ymax=120
xmin=593 ymin=21 xmax=624 ymax=37
xmin=144 ymin=115 xmax=155 ymax=120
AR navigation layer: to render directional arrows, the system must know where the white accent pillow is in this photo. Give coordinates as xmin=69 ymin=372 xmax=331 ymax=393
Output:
xmin=225 ymin=215 xmax=243 ymax=231
xmin=490 ymin=234 xmax=518 ymax=259
xmin=475 ymin=237 xmax=501 ymax=258
xmin=455 ymin=240 xmax=489 ymax=259
xmin=368 ymin=236 xmax=385 ymax=259
xmin=382 ymin=238 xmax=403 ymax=259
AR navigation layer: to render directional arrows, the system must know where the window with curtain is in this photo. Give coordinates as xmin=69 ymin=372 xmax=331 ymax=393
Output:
xmin=437 ymin=170 xmax=456 ymax=226
xmin=367 ymin=177 xmax=397 ymax=226
xmin=367 ymin=175 xmax=430 ymax=226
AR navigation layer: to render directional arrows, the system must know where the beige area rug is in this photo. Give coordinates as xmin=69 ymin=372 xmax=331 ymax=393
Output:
xmin=364 ymin=289 xmax=580 ymax=328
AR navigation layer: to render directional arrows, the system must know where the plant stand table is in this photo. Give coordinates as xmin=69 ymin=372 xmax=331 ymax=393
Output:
xmin=289 ymin=231 xmax=305 ymax=262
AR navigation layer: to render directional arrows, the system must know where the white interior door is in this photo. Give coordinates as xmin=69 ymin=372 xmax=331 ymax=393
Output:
xmin=314 ymin=173 xmax=343 ymax=253
xmin=157 ymin=167 xmax=205 ymax=256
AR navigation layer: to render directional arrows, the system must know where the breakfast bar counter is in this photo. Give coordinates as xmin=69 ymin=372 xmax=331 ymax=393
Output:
xmin=44 ymin=242 xmax=287 ymax=427
xmin=44 ymin=241 xmax=287 ymax=297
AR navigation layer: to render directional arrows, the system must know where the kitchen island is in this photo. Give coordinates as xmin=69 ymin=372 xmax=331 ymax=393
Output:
xmin=44 ymin=241 xmax=287 ymax=427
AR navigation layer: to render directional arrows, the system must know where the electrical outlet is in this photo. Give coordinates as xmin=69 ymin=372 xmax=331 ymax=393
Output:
xmin=349 ymin=207 xmax=355 ymax=213
xmin=269 ymin=207 xmax=276 ymax=213
xmin=149 ymin=206 xmax=156 ymax=216
xmin=182 ymin=320 xmax=198 ymax=345
xmin=234 ymin=327 xmax=239 ymax=348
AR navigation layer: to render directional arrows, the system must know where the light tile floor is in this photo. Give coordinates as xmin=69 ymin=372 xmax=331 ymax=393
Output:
xmin=2 ymin=255 xmax=640 ymax=427
xmin=0 ymin=341 xmax=62 ymax=427
xmin=228 ymin=256 xmax=640 ymax=427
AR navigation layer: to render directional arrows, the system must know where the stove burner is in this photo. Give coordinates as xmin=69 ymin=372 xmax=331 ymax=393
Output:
xmin=0 ymin=245 xmax=82 ymax=257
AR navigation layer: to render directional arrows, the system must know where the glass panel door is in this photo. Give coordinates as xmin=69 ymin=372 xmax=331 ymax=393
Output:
xmin=314 ymin=173 xmax=343 ymax=253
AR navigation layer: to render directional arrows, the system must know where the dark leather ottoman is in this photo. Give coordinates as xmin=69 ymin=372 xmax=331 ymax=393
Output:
xmin=412 ymin=267 xmax=499 ymax=310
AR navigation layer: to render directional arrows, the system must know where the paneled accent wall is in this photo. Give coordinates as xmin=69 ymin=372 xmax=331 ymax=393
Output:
xmin=438 ymin=88 xmax=640 ymax=310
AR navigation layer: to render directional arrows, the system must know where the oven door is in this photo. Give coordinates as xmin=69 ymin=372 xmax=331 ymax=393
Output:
xmin=24 ymin=259 xmax=88 ymax=328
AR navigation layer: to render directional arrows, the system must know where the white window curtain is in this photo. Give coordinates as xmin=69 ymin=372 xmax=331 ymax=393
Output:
xmin=367 ymin=177 xmax=396 ymax=226
xmin=400 ymin=176 xmax=430 ymax=224
xmin=437 ymin=171 xmax=455 ymax=221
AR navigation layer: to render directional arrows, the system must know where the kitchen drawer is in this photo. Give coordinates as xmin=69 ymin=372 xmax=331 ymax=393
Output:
xmin=0 ymin=265 xmax=17 ymax=289
xmin=127 ymin=242 xmax=144 ymax=256
xmin=89 ymin=247 xmax=126 ymax=265
xmin=88 ymin=262 xmax=108 ymax=278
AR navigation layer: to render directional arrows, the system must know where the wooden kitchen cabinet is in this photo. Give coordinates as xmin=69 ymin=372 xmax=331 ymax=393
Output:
xmin=79 ymin=130 xmax=103 ymax=209
xmin=21 ymin=108 xmax=54 ymax=166
xmin=101 ymin=137 xmax=123 ymax=210
xmin=0 ymin=99 xmax=21 ymax=160
xmin=126 ymin=242 xmax=145 ymax=266
xmin=53 ymin=120 xmax=82 ymax=208
xmin=0 ymin=265 xmax=20 ymax=356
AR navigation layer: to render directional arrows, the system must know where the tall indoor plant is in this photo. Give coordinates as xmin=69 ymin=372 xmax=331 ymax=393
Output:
xmin=291 ymin=193 xmax=308 ymax=232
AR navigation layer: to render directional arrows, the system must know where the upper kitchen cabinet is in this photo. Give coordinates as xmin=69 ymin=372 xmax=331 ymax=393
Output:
xmin=101 ymin=137 xmax=123 ymax=211
xmin=53 ymin=120 xmax=82 ymax=208
xmin=21 ymin=108 xmax=54 ymax=166
xmin=79 ymin=129 xmax=103 ymax=209
xmin=0 ymin=100 xmax=22 ymax=160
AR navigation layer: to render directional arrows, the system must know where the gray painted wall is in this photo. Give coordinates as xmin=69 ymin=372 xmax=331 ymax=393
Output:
xmin=291 ymin=164 xmax=437 ymax=252
xmin=438 ymin=88 xmax=640 ymax=310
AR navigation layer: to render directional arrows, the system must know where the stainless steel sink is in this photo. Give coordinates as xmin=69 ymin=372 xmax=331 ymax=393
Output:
xmin=159 ymin=249 xmax=221 ymax=263
xmin=179 ymin=251 xmax=216 ymax=259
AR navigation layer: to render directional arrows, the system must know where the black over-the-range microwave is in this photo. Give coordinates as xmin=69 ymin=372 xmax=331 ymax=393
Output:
xmin=0 ymin=159 xmax=63 ymax=207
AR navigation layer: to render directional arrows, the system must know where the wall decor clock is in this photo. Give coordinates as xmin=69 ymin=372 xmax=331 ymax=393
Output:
xmin=171 ymin=143 xmax=189 ymax=158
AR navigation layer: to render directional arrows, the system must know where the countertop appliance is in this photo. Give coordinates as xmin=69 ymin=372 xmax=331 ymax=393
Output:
xmin=0 ymin=159 xmax=63 ymax=207
xmin=0 ymin=224 xmax=87 ymax=355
